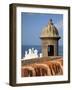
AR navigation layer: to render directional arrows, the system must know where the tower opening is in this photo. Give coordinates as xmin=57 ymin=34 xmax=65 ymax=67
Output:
xmin=48 ymin=45 xmax=54 ymax=56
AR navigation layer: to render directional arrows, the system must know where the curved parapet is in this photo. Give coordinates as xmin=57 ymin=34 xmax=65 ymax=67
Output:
xmin=21 ymin=66 xmax=36 ymax=77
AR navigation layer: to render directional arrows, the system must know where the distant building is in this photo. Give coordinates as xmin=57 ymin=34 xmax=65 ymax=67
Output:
xmin=23 ymin=48 xmax=42 ymax=60
xmin=40 ymin=19 xmax=61 ymax=57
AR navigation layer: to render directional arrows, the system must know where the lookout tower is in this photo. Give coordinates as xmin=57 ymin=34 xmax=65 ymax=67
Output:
xmin=40 ymin=19 xmax=60 ymax=57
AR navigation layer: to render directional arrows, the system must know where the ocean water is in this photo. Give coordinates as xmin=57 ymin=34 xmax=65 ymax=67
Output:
xmin=21 ymin=45 xmax=63 ymax=58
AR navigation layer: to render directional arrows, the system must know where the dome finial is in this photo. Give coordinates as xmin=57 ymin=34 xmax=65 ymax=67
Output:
xmin=50 ymin=19 xmax=52 ymax=22
xmin=48 ymin=19 xmax=53 ymax=25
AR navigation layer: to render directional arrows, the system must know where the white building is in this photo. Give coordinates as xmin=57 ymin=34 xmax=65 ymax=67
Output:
xmin=23 ymin=48 xmax=42 ymax=60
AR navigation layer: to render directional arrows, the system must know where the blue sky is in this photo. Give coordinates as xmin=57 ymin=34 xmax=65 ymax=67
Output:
xmin=21 ymin=12 xmax=63 ymax=46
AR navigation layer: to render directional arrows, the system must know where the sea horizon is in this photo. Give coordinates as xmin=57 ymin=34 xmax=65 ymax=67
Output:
xmin=21 ymin=45 xmax=63 ymax=58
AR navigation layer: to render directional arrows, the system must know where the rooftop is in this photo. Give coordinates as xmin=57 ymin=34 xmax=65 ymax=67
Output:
xmin=40 ymin=19 xmax=60 ymax=39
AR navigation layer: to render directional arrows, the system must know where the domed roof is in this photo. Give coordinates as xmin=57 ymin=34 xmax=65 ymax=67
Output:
xmin=40 ymin=19 xmax=60 ymax=39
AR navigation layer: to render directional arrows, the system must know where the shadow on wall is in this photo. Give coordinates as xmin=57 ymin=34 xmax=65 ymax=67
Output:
xmin=21 ymin=58 xmax=63 ymax=77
